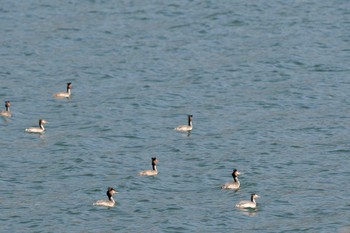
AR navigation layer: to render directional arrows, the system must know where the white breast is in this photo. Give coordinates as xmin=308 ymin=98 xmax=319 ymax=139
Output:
xmin=54 ymin=92 xmax=70 ymax=98
xmin=139 ymin=170 xmax=158 ymax=176
xmin=235 ymin=200 xmax=256 ymax=209
xmin=25 ymin=128 xmax=44 ymax=133
xmin=175 ymin=125 xmax=193 ymax=131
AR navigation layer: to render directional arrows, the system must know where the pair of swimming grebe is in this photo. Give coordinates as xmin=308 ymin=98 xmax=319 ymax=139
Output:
xmin=221 ymin=169 xmax=260 ymax=209
xmin=0 ymin=101 xmax=48 ymax=133
xmin=94 ymin=157 xmax=159 ymax=207
xmin=0 ymin=100 xmax=48 ymax=133
xmin=24 ymin=83 xmax=72 ymax=134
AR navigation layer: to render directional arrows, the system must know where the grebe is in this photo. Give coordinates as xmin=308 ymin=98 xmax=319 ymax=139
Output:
xmin=0 ymin=101 xmax=11 ymax=117
xmin=221 ymin=169 xmax=240 ymax=190
xmin=53 ymin=82 xmax=72 ymax=98
xmin=93 ymin=187 xmax=118 ymax=207
xmin=235 ymin=194 xmax=260 ymax=209
xmin=175 ymin=115 xmax=193 ymax=131
xmin=139 ymin=157 xmax=158 ymax=176
xmin=25 ymin=119 xmax=48 ymax=133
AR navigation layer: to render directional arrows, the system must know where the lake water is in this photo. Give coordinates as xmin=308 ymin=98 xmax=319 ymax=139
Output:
xmin=1 ymin=0 xmax=349 ymax=232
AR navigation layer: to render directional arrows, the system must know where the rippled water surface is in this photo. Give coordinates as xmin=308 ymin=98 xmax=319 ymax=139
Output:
xmin=1 ymin=0 xmax=349 ymax=232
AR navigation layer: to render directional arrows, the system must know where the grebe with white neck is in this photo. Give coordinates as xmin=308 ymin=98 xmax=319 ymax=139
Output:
xmin=235 ymin=194 xmax=260 ymax=209
xmin=221 ymin=169 xmax=240 ymax=190
xmin=0 ymin=101 xmax=11 ymax=117
xmin=175 ymin=115 xmax=193 ymax=131
xmin=25 ymin=119 xmax=48 ymax=133
xmin=53 ymin=82 xmax=72 ymax=98
xmin=93 ymin=187 xmax=118 ymax=207
xmin=139 ymin=157 xmax=158 ymax=176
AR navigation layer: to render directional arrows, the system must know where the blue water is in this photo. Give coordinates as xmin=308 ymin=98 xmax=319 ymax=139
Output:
xmin=1 ymin=0 xmax=349 ymax=232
